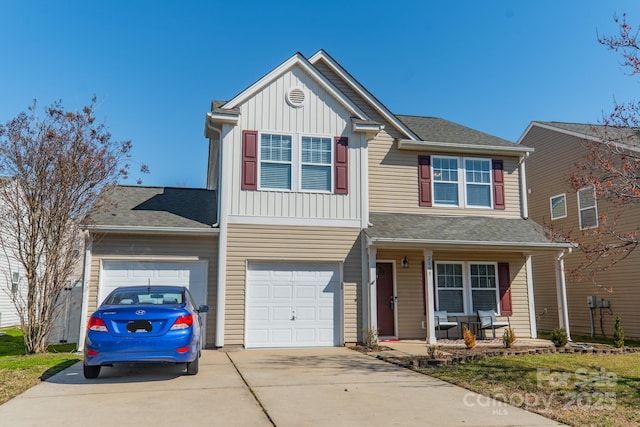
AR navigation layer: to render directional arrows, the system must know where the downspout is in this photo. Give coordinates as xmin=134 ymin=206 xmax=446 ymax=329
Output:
xmin=206 ymin=117 xmax=227 ymax=348
xmin=519 ymin=153 xmax=530 ymax=220
xmin=77 ymin=231 xmax=93 ymax=352
xmin=555 ymin=249 xmax=572 ymax=341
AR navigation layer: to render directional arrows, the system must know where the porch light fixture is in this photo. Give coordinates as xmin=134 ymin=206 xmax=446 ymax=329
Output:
xmin=401 ymin=257 xmax=409 ymax=268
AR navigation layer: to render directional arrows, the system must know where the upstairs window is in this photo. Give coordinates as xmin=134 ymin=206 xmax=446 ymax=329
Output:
xmin=260 ymin=134 xmax=292 ymax=190
xmin=432 ymin=156 xmax=492 ymax=208
xmin=301 ymin=136 xmax=332 ymax=191
xmin=550 ymin=193 xmax=567 ymax=220
xmin=578 ymin=186 xmax=598 ymax=229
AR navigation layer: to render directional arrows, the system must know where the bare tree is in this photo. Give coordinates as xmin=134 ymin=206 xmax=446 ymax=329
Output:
xmin=547 ymin=14 xmax=640 ymax=283
xmin=0 ymin=97 xmax=146 ymax=353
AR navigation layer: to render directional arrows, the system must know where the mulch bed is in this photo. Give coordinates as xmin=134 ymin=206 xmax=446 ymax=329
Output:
xmin=357 ymin=342 xmax=640 ymax=369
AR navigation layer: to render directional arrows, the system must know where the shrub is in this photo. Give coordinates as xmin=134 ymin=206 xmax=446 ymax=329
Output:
xmin=614 ymin=315 xmax=625 ymax=348
xmin=362 ymin=328 xmax=379 ymax=350
xmin=426 ymin=344 xmax=443 ymax=359
xmin=502 ymin=328 xmax=516 ymax=348
xmin=463 ymin=326 xmax=476 ymax=349
xmin=551 ymin=328 xmax=568 ymax=347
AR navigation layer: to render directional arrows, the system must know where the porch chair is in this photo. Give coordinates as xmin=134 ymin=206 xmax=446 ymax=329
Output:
xmin=476 ymin=310 xmax=510 ymax=339
xmin=434 ymin=310 xmax=459 ymax=339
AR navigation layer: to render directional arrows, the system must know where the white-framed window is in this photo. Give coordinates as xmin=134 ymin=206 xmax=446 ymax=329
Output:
xmin=259 ymin=132 xmax=333 ymax=192
xmin=578 ymin=186 xmax=598 ymax=229
xmin=432 ymin=155 xmax=492 ymax=208
xmin=550 ymin=193 xmax=567 ymax=220
xmin=435 ymin=262 xmax=499 ymax=315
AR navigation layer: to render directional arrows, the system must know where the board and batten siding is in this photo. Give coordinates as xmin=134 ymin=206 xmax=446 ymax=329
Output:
xmin=224 ymin=64 xmax=362 ymax=222
xmin=225 ymin=224 xmax=362 ymax=346
xmin=524 ymin=125 xmax=640 ymax=338
xmin=376 ymin=249 xmax=532 ymax=339
xmin=0 ymin=247 xmax=22 ymax=328
xmin=368 ymin=129 xmax=522 ymax=217
xmin=88 ymin=234 xmax=219 ymax=345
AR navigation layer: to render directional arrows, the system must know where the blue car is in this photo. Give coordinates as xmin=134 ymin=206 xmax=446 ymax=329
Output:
xmin=83 ymin=285 xmax=208 ymax=379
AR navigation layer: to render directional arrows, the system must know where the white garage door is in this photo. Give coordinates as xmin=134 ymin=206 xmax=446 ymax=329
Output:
xmin=100 ymin=260 xmax=208 ymax=343
xmin=246 ymin=262 xmax=341 ymax=348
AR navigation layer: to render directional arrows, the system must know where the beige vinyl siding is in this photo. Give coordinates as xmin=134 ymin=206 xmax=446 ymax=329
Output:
xmin=376 ymin=249 xmax=532 ymax=339
xmin=226 ymin=64 xmax=362 ymax=222
xmin=89 ymin=234 xmax=219 ymax=345
xmin=225 ymin=224 xmax=362 ymax=346
xmin=524 ymin=125 xmax=640 ymax=338
xmin=368 ymin=129 xmax=522 ymax=217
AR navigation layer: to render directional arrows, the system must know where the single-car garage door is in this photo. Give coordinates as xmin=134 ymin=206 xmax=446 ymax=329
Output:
xmin=246 ymin=262 xmax=341 ymax=348
xmin=100 ymin=260 xmax=208 ymax=343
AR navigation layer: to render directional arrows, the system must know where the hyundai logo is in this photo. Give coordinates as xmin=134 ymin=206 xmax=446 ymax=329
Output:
xmin=135 ymin=310 xmax=146 ymax=316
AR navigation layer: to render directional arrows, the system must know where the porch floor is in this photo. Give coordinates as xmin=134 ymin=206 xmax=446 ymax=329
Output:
xmin=380 ymin=338 xmax=555 ymax=357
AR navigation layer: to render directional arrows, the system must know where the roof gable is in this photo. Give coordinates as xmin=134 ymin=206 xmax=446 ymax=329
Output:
xmin=222 ymin=52 xmax=368 ymax=119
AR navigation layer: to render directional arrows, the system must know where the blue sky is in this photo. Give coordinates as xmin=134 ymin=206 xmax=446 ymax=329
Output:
xmin=1 ymin=1 xmax=639 ymax=188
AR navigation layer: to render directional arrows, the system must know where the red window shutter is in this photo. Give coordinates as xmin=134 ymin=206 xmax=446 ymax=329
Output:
xmin=334 ymin=137 xmax=348 ymax=194
xmin=492 ymin=159 xmax=505 ymax=210
xmin=242 ymin=130 xmax=258 ymax=190
xmin=418 ymin=155 xmax=432 ymax=207
xmin=498 ymin=262 xmax=512 ymax=316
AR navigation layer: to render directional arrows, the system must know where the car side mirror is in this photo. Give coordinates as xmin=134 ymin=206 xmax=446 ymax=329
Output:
xmin=198 ymin=305 xmax=209 ymax=313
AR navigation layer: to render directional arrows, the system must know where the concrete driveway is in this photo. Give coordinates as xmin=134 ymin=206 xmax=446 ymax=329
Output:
xmin=0 ymin=347 xmax=560 ymax=426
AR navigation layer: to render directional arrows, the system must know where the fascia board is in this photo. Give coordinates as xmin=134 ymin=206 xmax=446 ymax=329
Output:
xmin=309 ymin=50 xmax=421 ymax=141
xmin=369 ymin=237 xmax=573 ymax=251
xmin=224 ymin=52 xmax=368 ymax=119
xmin=397 ymin=139 xmax=534 ymax=156
xmin=520 ymin=122 xmax=640 ymax=153
xmin=84 ymin=225 xmax=219 ymax=236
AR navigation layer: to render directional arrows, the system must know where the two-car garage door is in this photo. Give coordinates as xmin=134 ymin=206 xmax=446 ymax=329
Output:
xmin=245 ymin=263 xmax=341 ymax=348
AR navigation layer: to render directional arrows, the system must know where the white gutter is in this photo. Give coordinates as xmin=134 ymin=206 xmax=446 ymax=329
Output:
xmin=398 ymin=139 xmax=535 ymax=156
xmin=206 ymin=111 xmax=239 ymax=124
xmin=84 ymin=225 xmax=219 ymax=235
xmin=369 ymin=237 xmax=572 ymax=250
xmin=77 ymin=232 xmax=93 ymax=353
xmin=555 ymin=249 xmax=572 ymax=341
xmin=519 ymin=153 xmax=530 ymax=219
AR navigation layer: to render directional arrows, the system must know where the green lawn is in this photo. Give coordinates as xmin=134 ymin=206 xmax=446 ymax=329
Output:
xmin=423 ymin=352 xmax=640 ymax=426
xmin=0 ymin=328 xmax=81 ymax=405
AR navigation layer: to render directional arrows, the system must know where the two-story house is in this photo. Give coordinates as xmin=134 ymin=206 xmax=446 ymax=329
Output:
xmin=520 ymin=121 xmax=640 ymax=339
xmin=79 ymin=51 xmax=571 ymax=350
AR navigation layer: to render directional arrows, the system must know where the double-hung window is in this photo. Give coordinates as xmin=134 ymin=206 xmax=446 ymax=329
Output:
xmin=259 ymin=133 xmax=332 ymax=192
xmin=432 ymin=156 xmax=492 ymax=208
xmin=550 ymin=193 xmax=567 ymax=220
xmin=301 ymin=136 xmax=332 ymax=191
xmin=578 ymin=186 xmax=598 ymax=229
xmin=260 ymin=134 xmax=292 ymax=190
xmin=435 ymin=262 xmax=499 ymax=315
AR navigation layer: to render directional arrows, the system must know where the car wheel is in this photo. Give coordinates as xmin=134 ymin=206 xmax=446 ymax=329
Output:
xmin=83 ymin=364 xmax=101 ymax=379
xmin=186 ymin=356 xmax=199 ymax=375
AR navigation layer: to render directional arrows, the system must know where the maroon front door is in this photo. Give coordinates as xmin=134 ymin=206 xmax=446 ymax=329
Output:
xmin=376 ymin=262 xmax=395 ymax=337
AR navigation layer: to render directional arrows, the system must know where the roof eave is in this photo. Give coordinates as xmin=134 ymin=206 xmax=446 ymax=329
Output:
xmin=398 ymin=139 xmax=535 ymax=156
xmin=369 ymin=236 xmax=572 ymax=252
xmin=84 ymin=225 xmax=220 ymax=236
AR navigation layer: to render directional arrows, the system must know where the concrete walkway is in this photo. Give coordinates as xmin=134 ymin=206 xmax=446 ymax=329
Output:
xmin=0 ymin=347 xmax=561 ymax=426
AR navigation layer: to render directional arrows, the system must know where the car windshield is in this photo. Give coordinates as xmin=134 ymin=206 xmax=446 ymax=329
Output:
xmin=105 ymin=289 xmax=184 ymax=305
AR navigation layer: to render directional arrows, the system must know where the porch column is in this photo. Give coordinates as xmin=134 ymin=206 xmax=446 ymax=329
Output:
xmin=525 ymin=255 xmax=537 ymax=339
xmin=368 ymin=247 xmax=378 ymax=334
xmin=555 ymin=250 xmax=571 ymax=341
xmin=423 ymin=249 xmax=436 ymax=344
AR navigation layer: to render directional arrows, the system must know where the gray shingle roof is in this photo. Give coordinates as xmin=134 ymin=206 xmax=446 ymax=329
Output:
xmin=367 ymin=212 xmax=567 ymax=249
xmin=397 ymin=115 xmax=515 ymax=147
xmin=535 ymin=121 xmax=640 ymax=148
xmin=86 ymin=186 xmax=217 ymax=229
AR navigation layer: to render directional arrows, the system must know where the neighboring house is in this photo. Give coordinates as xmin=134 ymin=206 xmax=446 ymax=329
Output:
xmin=80 ymin=51 xmax=571 ymax=350
xmin=519 ymin=121 xmax=640 ymax=339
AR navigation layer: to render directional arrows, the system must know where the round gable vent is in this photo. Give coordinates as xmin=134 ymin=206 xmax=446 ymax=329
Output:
xmin=286 ymin=87 xmax=306 ymax=108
